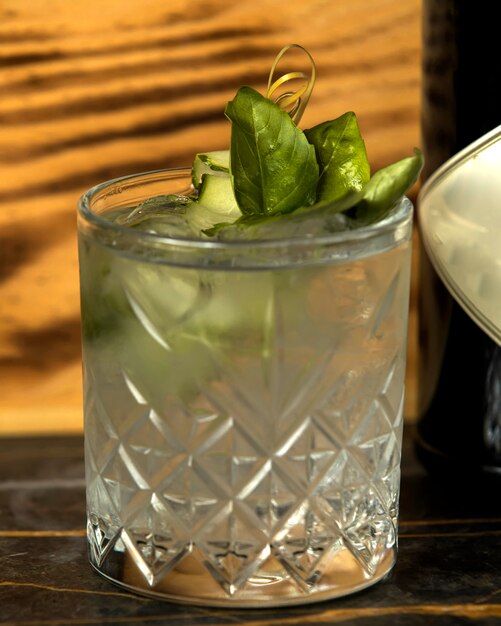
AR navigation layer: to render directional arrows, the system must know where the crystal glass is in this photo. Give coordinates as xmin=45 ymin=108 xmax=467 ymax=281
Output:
xmin=77 ymin=169 xmax=413 ymax=607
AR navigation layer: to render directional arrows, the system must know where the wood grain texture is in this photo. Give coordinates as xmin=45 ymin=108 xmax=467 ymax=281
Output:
xmin=0 ymin=0 xmax=422 ymax=434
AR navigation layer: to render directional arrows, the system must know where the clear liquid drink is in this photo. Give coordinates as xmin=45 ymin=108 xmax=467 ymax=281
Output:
xmin=78 ymin=169 xmax=413 ymax=606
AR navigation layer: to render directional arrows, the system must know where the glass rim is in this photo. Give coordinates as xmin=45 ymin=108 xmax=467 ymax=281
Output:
xmin=77 ymin=167 xmax=413 ymax=253
xmin=419 ymin=123 xmax=501 ymax=204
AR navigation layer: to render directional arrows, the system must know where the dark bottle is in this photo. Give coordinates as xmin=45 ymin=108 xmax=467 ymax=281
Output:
xmin=417 ymin=0 xmax=501 ymax=479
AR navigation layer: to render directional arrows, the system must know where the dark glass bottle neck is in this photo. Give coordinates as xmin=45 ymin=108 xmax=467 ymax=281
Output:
xmin=421 ymin=0 xmax=501 ymax=179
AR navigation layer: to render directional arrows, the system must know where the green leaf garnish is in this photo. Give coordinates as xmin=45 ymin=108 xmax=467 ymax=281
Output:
xmin=350 ymin=148 xmax=424 ymax=224
xmin=116 ymin=45 xmax=423 ymax=238
xmin=225 ymin=86 xmax=319 ymax=216
xmin=206 ymin=150 xmax=423 ymax=239
xmin=206 ymin=46 xmax=422 ymax=233
xmin=305 ymin=112 xmax=370 ymax=204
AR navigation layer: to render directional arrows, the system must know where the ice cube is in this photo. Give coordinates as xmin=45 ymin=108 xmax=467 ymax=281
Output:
xmin=115 ymin=194 xmax=199 ymax=238
xmin=212 ymin=209 xmax=353 ymax=240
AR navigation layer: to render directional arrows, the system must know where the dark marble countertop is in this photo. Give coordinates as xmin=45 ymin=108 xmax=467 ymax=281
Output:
xmin=1 ymin=427 xmax=500 ymax=626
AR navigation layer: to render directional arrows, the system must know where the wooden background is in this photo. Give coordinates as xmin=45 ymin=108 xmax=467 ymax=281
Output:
xmin=0 ymin=0 xmax=422 ymax=435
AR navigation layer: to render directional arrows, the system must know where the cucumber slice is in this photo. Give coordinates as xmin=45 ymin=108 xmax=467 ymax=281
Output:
xmin=106 ymin=152 xmax=240 ymax=240
xmin=186 ymin=173 xmax=241 ymax=232
xmin=192 ymin=150 xmax=230 ymax=188
xmin=197 ymin=173 xmax=238 ymax=214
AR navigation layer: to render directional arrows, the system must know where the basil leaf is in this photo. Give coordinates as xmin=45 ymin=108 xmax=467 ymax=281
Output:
xmin=225 ymin=86 xmax=318 ymax=216
xmin=305 ymin=112 xmax=370 ymax=203
xmin=352 ymin=148 xmax=424 ymax=224
xmin=205 ymin=149 xmax=423 ymax=238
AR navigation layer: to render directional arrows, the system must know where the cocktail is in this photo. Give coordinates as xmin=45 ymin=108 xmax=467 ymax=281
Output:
xmin=78 ymin=46 xmax=421 ymax=606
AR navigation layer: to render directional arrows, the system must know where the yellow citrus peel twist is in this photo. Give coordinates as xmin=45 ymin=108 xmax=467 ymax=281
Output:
xmin=266 ymin=44 xmax=316 ymax=125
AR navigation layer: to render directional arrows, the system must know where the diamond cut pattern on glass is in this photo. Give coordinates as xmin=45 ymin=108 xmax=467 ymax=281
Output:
xmin=88 ymin=370 xmax=402 ymax=592
xmin=121 ymin=527 xmax=188 ymax=586
xmin=273 ymin=500 xmax=344 ymax=589
xmin=87 ymin=350 xmax=403 ymax=591
xmin=85 ymin=258 xmax=407 ymax=596
xmin=238 ymin=461 xmax=301 ymax=536
xmin=87 ymin=514 xmax=120 ymax=567
xmin=195 ymin=501 xmax=271 ymax=595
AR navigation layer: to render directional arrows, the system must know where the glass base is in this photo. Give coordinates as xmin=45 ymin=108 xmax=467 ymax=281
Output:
xmin=89 ymin=544 xmax=396 ymax=607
